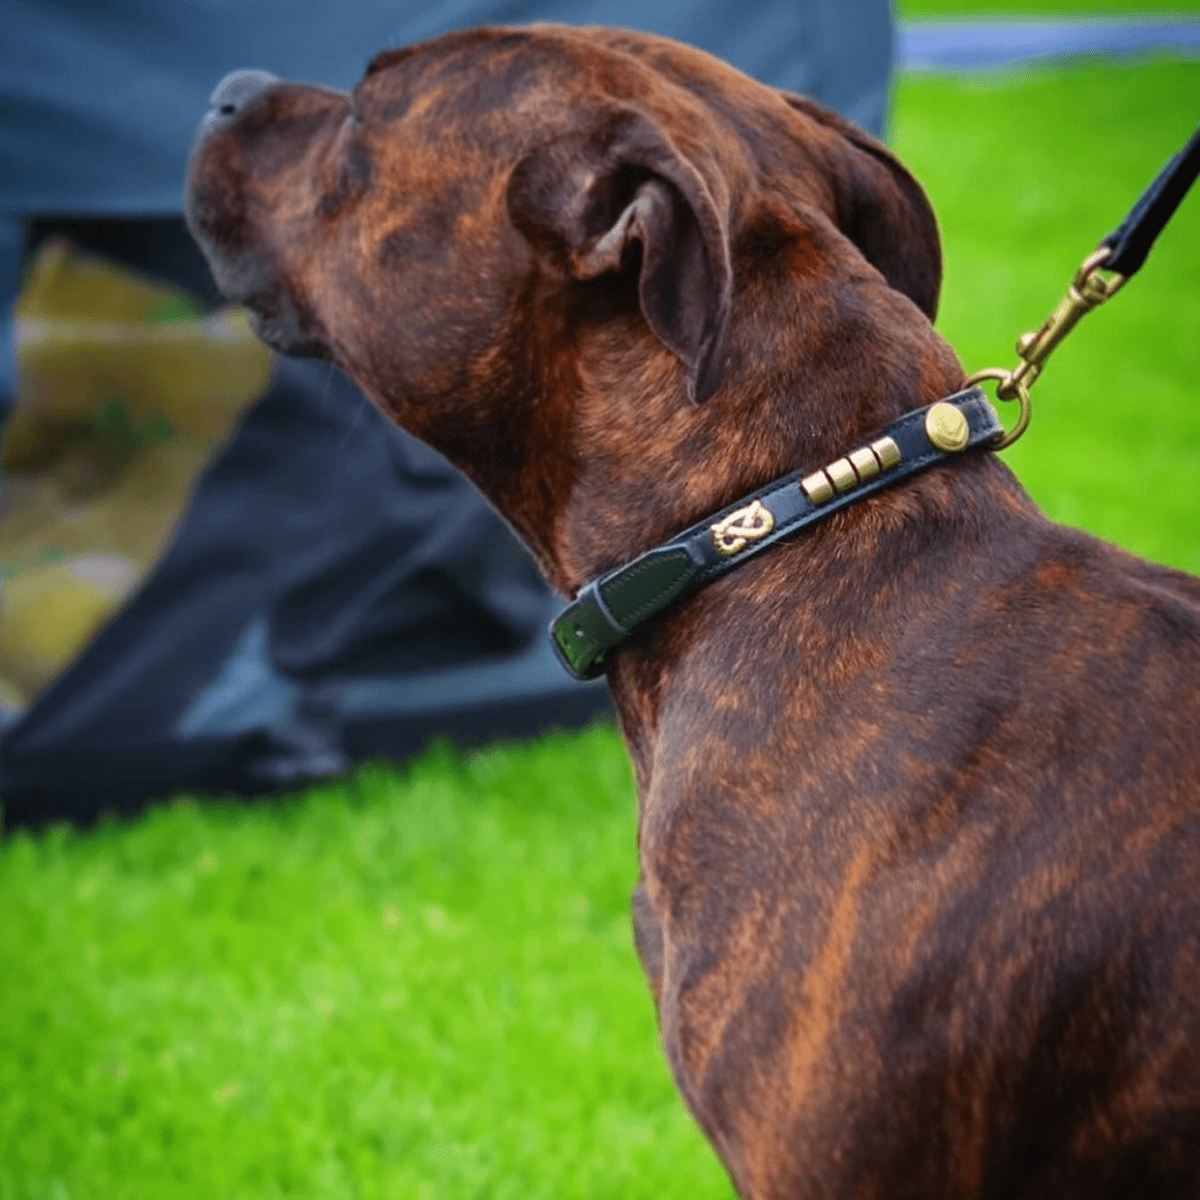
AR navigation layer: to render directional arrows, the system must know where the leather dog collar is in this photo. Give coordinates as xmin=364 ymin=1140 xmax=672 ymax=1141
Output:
xmin=550 ymin=386 xmax=1004 ymax=680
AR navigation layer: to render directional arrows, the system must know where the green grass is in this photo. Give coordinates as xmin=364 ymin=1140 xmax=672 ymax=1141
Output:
xmin=3 ymin=57 xmax=1200 ymax=1200
xmin=894 ymin=57 xmax=1200 ymax=573
xmin=1 ymin=731 xmax=727 ymax=1199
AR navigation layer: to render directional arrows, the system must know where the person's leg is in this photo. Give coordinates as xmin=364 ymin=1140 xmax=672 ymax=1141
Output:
xmin=0 ymin=215 xmax=24 ymax=413
xmin=809 ymin=0 xmax=895 ymax=139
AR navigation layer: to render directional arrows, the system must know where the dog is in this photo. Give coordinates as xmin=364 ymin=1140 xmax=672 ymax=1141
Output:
xmin=185 ymin=27 xmax=1200 ymax=1198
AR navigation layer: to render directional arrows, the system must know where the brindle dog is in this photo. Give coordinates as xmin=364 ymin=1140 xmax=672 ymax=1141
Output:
xmin=185 ymin=26 xmax=1200 ymax=1199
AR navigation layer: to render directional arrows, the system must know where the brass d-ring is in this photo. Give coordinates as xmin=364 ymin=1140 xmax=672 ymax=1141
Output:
xmin=964 ymin=368 xmax=1032 ymax=450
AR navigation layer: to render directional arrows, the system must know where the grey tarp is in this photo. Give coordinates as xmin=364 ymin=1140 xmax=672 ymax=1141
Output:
xmin=0 ymin=0 xmax=893 ymax=825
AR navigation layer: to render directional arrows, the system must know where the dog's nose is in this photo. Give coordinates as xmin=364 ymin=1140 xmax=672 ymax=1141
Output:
xmin=205 ymin=69 xmax=279 ymax=128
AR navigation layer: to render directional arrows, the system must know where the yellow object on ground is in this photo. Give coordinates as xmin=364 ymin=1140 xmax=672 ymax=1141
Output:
xmin=0 ymin=240 xmax=274 ymax=713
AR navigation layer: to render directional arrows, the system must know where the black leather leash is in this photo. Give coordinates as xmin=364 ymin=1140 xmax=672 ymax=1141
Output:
xmin=549 ymin=123 xmax=1200 ymax=683
xmin=551 ymin=389 xmax=1002 ymax=680
xmin=1101 ymin=123 xmax=1200 ymax=278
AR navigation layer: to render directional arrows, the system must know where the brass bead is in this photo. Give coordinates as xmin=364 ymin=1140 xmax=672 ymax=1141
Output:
xmin=848 ymin=446 xmax=880 ymax=480
xmin=826 ymin=457 xmax=857 ymax=493
xmin=870 ymin=436 xmax=902 ymax=469
xmin=801 ymin=470 xmax=834 ymax=505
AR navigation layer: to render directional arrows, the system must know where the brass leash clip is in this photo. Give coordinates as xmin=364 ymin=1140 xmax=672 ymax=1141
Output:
xmin=965 ymin=123 xmax=1198 ymax=448
xmin=966 ymin=246 xmax=1126 ymax=450
xmin=1002 ymin=248 xmax=1126 ymax=397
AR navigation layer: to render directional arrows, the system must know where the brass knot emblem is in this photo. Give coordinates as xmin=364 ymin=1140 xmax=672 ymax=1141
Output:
xmin=711 ymin=499 xmax=775 ymax=558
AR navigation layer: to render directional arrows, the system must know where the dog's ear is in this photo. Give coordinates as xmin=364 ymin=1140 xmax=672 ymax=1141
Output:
xmin=507 ymin=110 xmax=731 ymax=403
xmin=782 ymin=94 xmax=942 ymax=321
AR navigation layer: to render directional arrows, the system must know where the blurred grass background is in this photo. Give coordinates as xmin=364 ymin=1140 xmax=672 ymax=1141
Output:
xmin=898 ymin=57 xmax=1200 ymax=575
xmin=2 ymin=35 xmax=1199 ymax=1200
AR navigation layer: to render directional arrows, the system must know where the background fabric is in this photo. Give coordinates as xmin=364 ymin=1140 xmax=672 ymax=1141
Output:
xmin=0 ymin=0 xmax=892 ymax=216
xmin=0 ymin=0 xmax=894 ymax=825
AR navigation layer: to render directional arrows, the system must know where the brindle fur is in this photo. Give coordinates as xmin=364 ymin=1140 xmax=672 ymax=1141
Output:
xmin=186 ymin=27 xmax=1200 ymax=1198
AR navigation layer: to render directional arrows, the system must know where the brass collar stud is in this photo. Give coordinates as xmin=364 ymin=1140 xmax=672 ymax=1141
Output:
xmin=925 ymin=402 xmax=970 ymax=453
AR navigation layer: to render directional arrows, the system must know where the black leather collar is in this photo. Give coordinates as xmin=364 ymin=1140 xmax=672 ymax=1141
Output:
xmin=550 ymin=386 xmax=1004 ymax=680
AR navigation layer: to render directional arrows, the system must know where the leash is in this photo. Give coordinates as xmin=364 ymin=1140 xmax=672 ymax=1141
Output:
xmin=965 ymin=122 xmax=1200 ymax=445
xmin=550 ymin=124 xmax=1200 ymax=682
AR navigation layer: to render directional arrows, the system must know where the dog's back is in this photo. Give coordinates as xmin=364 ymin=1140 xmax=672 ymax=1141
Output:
xmin=626 ymin=471 xmax=1200 ymax=1198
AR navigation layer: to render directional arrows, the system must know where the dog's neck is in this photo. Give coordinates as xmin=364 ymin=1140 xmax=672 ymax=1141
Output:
xmin=603 ymin=441 xmax=1036 ymax=808
xmin=410 ymin=246 xmax=1002 ymax=617
xmin=502 ymin=269 xmax=1037 ymax=781
xmin=541 ymin=271 xmax=970 ymax=594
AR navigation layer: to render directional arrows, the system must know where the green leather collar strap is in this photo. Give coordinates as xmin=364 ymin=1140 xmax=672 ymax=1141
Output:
xmin=550 ymin=386 xmax=1004 ymax=680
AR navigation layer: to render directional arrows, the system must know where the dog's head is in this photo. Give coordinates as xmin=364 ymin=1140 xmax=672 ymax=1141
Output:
xmin=186 ymin=26 xmax=955 ymax=588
